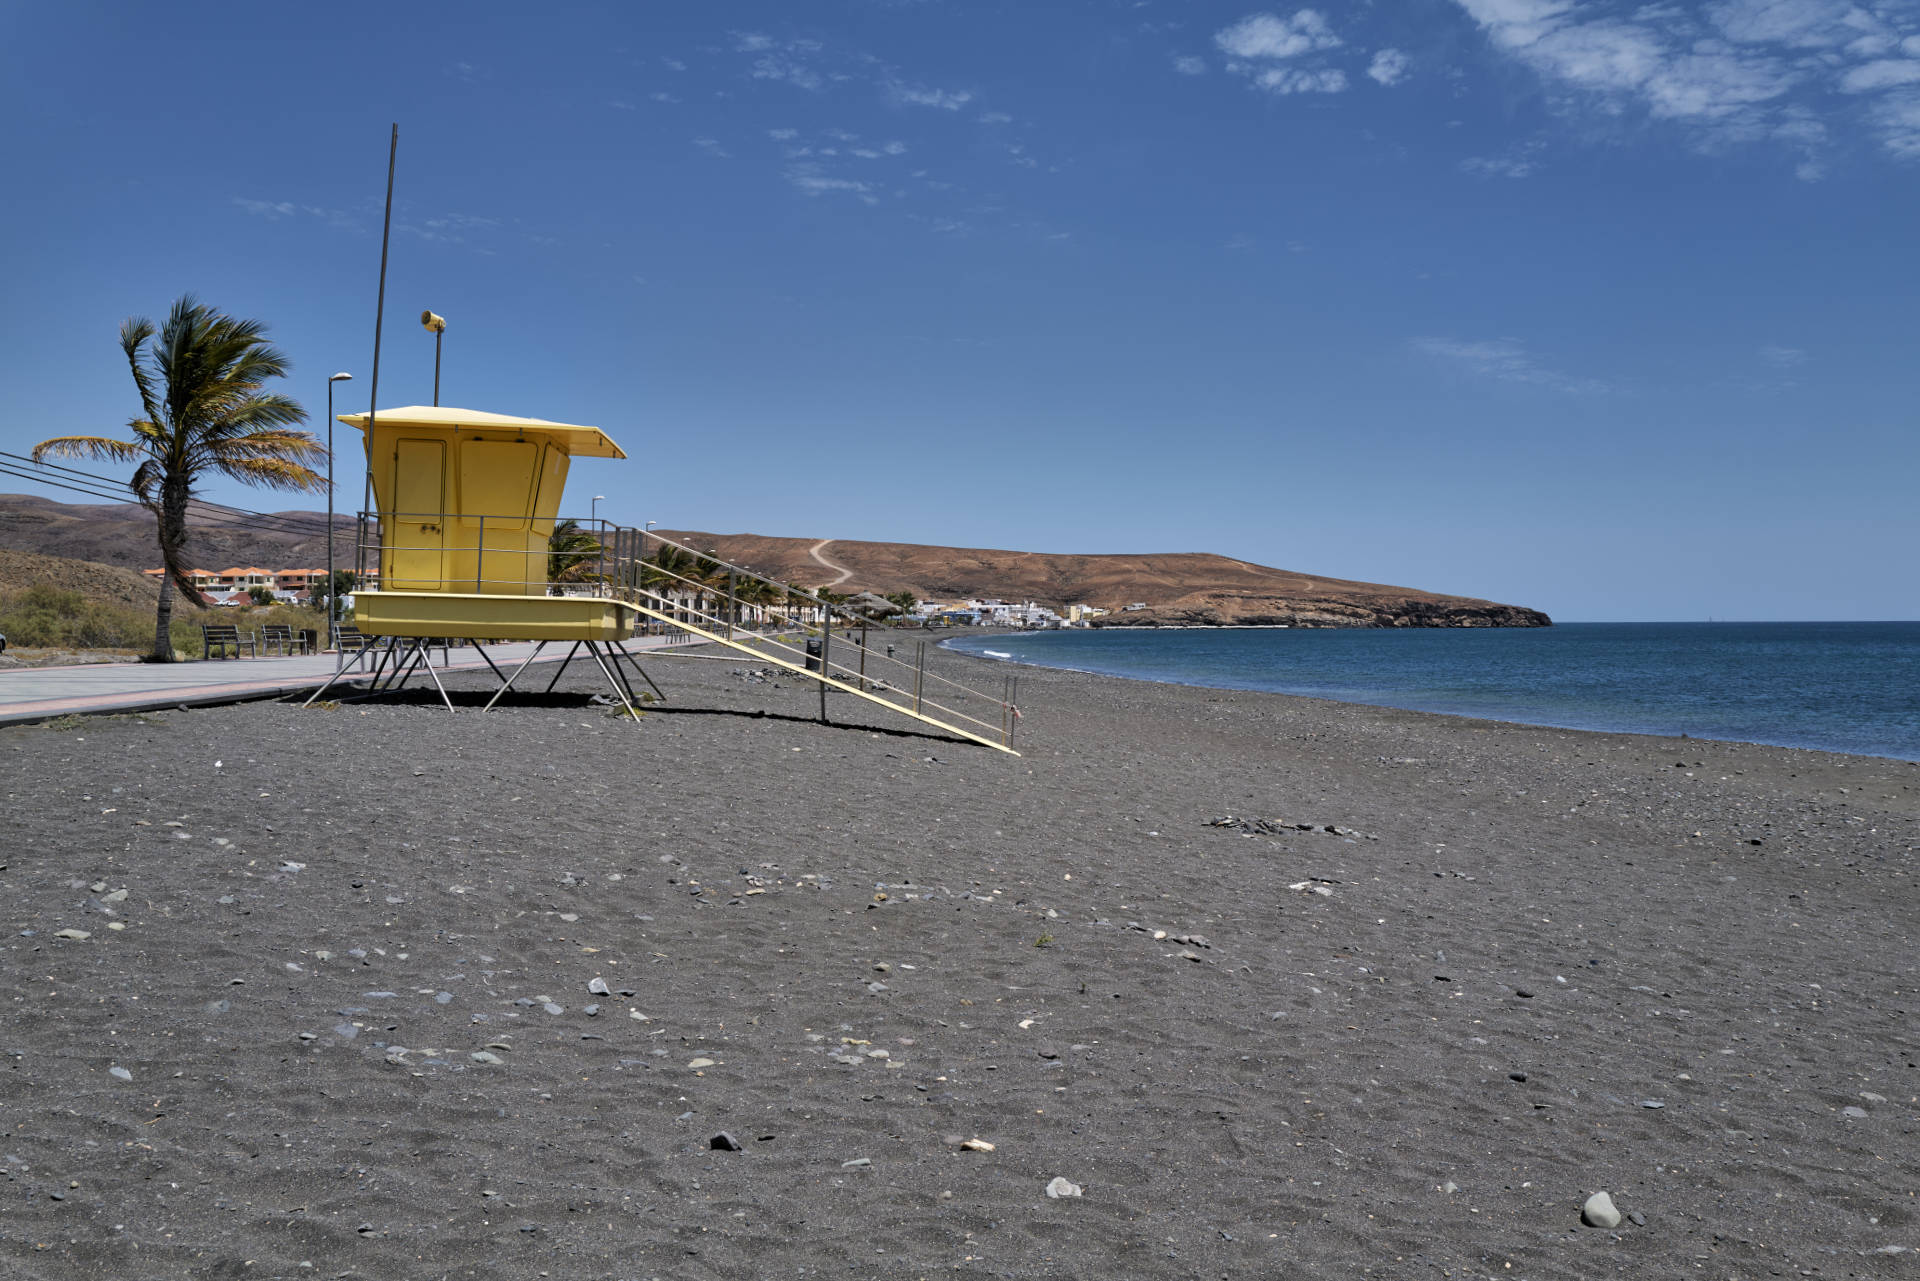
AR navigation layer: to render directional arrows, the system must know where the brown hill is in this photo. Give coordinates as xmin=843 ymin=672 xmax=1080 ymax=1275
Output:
xmin=0 ymin=547 xmax=161 ymax=606
xmin=656 ymin=530 xmax=1550 ymax=629
xmin=0 ymin=493 xmax=354 ymax=575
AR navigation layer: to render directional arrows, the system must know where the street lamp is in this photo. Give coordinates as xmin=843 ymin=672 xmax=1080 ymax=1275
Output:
xmin=592 ymin=495 xmax=605 ymax=528
xmin=420 ymin=311 xmax=446 ymax=405
xmin=326 ymin=371 xmax=354 ymax=668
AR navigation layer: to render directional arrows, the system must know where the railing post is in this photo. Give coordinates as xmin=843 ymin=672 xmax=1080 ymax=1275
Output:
xmin=727 ymin=568 xmax=735 ymax=641
xmin=858 ymin=624 xmax=868 ymax=691
xmin=914 ymin=641 xmax=925 ymax=714
xmin=818 ymin=608 xmax=830 ymax=724
xmin=476 ymin=515 xmax=485 ymax=593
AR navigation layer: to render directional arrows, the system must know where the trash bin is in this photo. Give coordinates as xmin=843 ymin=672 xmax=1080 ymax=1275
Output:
xmin=299 ymin=628 xmax=319 ymax=655
xmin=804 ymin=638 xmax=822 ymax=672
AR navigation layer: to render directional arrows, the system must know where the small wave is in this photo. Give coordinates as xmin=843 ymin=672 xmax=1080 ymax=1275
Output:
xmin=982 ymin=649 xmax=1012 ymax=659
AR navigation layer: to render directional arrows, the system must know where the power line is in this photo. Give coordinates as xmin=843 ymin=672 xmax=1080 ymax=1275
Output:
xmin=0 ymin=450 xmax=347 ymax=540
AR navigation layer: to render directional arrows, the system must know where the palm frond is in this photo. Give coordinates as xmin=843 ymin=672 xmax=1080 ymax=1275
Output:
xmin=31 ymin=435 xmax=145 ymax=465
xmin=213 ymin=456 xmax=328 ymax=494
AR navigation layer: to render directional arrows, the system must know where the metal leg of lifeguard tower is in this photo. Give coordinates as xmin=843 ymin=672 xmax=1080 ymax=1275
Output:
xmin=584 ymin=642 xmax=642 ymax=721
xmin=482 ymin=642 xmax=550 ymax=712
xmin=608 ymin=641 xmax=667 ymax=704
xmin=541 ymin=642 xmax=585 ymax=694
xmin=301 ymin=634 xmax=391 ymax=707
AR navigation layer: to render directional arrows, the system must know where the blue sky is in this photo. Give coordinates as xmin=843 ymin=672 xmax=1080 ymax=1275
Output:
xmin=2 ymin=0 xmax=1916 ymax=621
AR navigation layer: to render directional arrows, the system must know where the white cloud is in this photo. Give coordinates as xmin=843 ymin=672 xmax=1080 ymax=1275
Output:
xmin=1215 ymin=11 xmax=1342 ymax=61
xmin=785 ymin=162 xmax=879 ymax=204
xmin=1368 ymin=48 xmax=1411 ymax=85
xmin=768 ymin=128 xmax=800 ymax=140
xmin=1413 ymin=336 xmax=1607 ymax=393
xmin=1173 ymin=54 xmax=1208 ymax=75
xmin=734 ymin=32 xmax=775 ymax=52
xmin=1461 ymin=137 xmax=1546 ymax=176
xmin=978 ymin=110 xmax=1014 ymax=124
xmin=1840 ymin=59 xmax=1920 ymax=93
xmin=883 ymin=140 xmax=908 ymax=155
xmin=692 ymin=137 xmax=732 ymax=158
xmin=649 ymin=92 xmax=680 ymax=103
xmin=607 ymin=99 xmax=637 ymax=111
xmin=1453 ymin=0 xmax=1920 ymax=164
xmin=1252 ymin=66 xmax=1349 ymax=93
xmin=1215 ymin=10 xmax=1349 ymax=95
xmin=753 ymin=55 xmax=825 ymax=91
xmin=1759 ymin=344 xmax=1808 ymax=367
xmin=891 ymin=82 xmax=973 ymax=109
xmin=234 ymin=198 xmax=295 ymax=219
xmin=662 ymin=57 xmax=688 ymax=72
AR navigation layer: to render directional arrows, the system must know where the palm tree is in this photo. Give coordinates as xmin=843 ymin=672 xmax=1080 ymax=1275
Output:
xmin=548 ymin=519 xmax=605 ymax=591
xmin=33 ymin=296 xmax=323 ymax=660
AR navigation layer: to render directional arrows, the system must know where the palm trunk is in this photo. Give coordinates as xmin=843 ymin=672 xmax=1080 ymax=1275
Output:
xmin=152 ymin=572 xmax=175 ymax=661
xmin=151 ymin=480 xmax=193 ymax=662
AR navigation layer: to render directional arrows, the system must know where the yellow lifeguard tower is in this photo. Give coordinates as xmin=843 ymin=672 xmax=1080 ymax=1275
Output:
xmin=340 ymin=405 xmax=639 ymax=642
xmin=305 ymin=403 xmax=1021 ymax=752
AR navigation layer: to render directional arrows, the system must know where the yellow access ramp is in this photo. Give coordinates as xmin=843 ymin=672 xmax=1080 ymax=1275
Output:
xmin=625 ymin=600 xmax=1019 ymax=755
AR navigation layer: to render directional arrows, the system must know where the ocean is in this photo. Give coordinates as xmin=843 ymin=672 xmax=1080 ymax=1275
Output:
xmin=943 ymin=622 xmax=1920 ymax=761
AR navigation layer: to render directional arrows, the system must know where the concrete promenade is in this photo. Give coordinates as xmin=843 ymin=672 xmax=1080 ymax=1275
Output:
xmin=0 ymin=637 xmax=679 ymax=726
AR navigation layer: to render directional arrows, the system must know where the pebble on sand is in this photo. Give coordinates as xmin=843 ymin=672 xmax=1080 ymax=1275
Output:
xmin=1582 ymin=1190 xmax=1623 ymax=1229
xmin=1045 ymin=1177 xmax=1083 ymax=1199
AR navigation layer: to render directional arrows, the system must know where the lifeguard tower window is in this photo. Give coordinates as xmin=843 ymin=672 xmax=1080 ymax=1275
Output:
xmin=460 ymin=439 xmax=539 ymax=530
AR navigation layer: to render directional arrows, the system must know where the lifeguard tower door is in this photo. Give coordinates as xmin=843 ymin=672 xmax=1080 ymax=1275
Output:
xmin=392 ymin=439 xmax=447 ymax=590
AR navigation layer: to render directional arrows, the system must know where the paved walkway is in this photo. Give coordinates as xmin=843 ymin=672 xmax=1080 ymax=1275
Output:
xmin=0 ymin=637 xmax=681 ymax=726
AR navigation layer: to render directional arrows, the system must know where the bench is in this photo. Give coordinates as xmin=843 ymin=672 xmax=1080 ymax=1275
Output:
xmin=332 ymin=623 xmax=374 ymax=654
xmin=259 ymin=623 xmax=309 ymax=656
xmin=202 ymin=623 xmax=257 ymax=660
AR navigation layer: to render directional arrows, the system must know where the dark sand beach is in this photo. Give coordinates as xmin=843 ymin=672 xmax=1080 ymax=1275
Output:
xmin=2 ymin=642 xmax=1916 ymax=1280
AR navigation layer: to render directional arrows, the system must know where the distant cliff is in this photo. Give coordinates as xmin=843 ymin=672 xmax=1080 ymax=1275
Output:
xmin=655 ymin=529 xmax=1552 ymax=629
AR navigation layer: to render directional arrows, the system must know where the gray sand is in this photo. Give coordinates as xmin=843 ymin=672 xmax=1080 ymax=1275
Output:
xmin=1 ymin=642 xmax=1915 ymax=1279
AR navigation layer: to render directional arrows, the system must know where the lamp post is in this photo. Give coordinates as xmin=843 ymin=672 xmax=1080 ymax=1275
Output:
xmin=326 ymin=372 xmax=354 ymax=669
xmin=592 ymin=495 xmax=605 ymax=528
xmin=420 ymin=311 xmax=446 ymax=405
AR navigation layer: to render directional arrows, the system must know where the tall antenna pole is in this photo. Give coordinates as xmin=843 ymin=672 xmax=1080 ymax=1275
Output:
xmin=363 ymin=124 xmax=398 ymax=550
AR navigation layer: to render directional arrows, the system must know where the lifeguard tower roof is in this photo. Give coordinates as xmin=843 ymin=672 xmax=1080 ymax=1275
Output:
xmin=336 ymin=405 xmax=626 ymax=459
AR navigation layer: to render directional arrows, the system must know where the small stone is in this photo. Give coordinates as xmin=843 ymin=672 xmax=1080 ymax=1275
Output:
xmin=842 ymin=1157 xmax=872 ymax=1168
xmin=629 ymin=1009 xmax=650 ymax=1021
xmin=587 ymin=977 xmax=610 ymax=996
xmin=108 ymin=1066 xmax=132 ymax=1081
xmin=584 ymin=1004 xmax=599 ymax=1016
xmin=1862 ymin=1091 xmax=1887 ymax=1104
xmin=1509 ymin=1071 xmax=1528 ymax=1082
xmin=541 ymin=1002 xmax=563 ymax=1016
xmin=1045 ymin=1176 xmax=1083 ymax=1199
xmin=1442 ymin=1181 xmax=1459 ymax=1195
xmin=102 ymin=889 xmax=128 ymax=904
xmin=1640 ymin=1100 xmax=1665 ymax=1109
xmin=687 ymin=1057 xmax=716 ymax=1069
xmin=1582 ymin=1190 xmax=1622 ymax=1229
xmin=867 ymin=982 xmax=889 ymax=994
xmin=873 ymin=963 xmax=890 ymax=973
xmin=107 ymin=922 xmax=126 ymax=931
xmin=710 ymin=1132 xmax=743 ymax=1151
xmin=1841 ymin=1105 xmax=1868 ymax=1118
xmin=55 ymin=929 xmax=90 ymax=941
xmin=1514 ymin=988 xmax=1535 ymax=999
xmin=469 ymin=1051 xmax=505 ymax=1065
xmin=960 ymin=1138 xmax=995 ymax=1153
xmin=1627 ymin=1211 xmax=1647 ymax=1226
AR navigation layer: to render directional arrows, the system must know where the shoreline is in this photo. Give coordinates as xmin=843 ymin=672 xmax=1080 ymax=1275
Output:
xmin=2 ymin=648 xmax=1914 ymax=1278
xmin=942 ymin=626 xmax=1920 ymax=764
